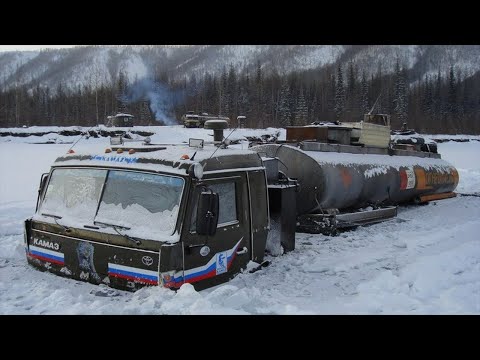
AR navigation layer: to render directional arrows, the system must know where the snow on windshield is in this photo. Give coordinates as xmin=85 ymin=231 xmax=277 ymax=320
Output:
xmin=40 ymin=168 xmax=106 ymax=223
xmin=38 ymin=168 xmax=184 ymax=238
xmin=95 ymin=170 xmax=184 ymax=235
xmin=96 ymin=203 xmax=180 ymax=237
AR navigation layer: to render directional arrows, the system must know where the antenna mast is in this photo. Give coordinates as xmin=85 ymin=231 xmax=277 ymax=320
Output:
xmin=368 ymin=93 xmax=382 ymax=115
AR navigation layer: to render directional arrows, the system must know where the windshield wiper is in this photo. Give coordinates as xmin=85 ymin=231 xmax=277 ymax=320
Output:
xmin=94 ymin=221 xmax=141 ymax=245
xmin=41 ymin=213 xmax=70 ymax=231
xmin=41 ymin=213 xmax=62 ymax=219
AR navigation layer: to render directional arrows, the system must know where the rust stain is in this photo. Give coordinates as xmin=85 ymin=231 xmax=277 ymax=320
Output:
xmin=399 ymin=170 xmax=407 ymax=190
xmin=340 ymin=168 xmax=352 ymax=188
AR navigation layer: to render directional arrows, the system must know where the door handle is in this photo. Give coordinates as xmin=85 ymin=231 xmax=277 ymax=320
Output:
xmin=236 ymin=247 xmax=248 ymax=255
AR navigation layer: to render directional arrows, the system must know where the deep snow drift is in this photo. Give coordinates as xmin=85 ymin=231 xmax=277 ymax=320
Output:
xmin=0 ymin=126 xmax=479 ymax=314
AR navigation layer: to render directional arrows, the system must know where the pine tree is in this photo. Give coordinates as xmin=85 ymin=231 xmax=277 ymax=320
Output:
xmin=348 ymin=61 xmax=356 ymax=95
xmin=334 ymin=64 xmax=346 ymax=119
xmin=307 ymin=81 xmax=318 ymax=123
xmin=287 ymin=75 xmax=297 ymax=126
xmin=237 ymin=84 xmax=249 ymax=119
xmin=434 ymin=69 xmax=442 ymax=119
xmin=139 ymin=99 xmax=152 ymax=124
xmin=347 ymin=60 xmax=357 ymax=116
xmin=394 ymin=59 xmax=408 ymax=124
xmin=360 ymin=71 xmax=369 ymax=114
xmin=327 ymin=73 xmax=336 ymax=114
xmin=14 ymin=66 xmax=20 ymax=127
xmin=116 ymin=71 xmax=128 ymax=114
xmin=294 ymin=87 xmax=308 ymax=125
xmin=187 ymin=73 xmax=199 ymax=112
xmin=220 ymin=67 xmax=228 ymax=116
xmin=278 ymin=78 xmax=291 ymax=127
xmin=422 ymin=74 xmax=433 ymax=117
xmin=227 ymin=64 xmax=237 ymax=119
xmin=204 ymin=73 xmax=218 ymax=115
xmin=44 ymin=86 xmax=51 ymax=124
xmin=448 ymin=64 xmax=457 ymax=115
xmin=243 ymin=73 xmax=253 ymax=126
xmin=255 ymin=61 xmax=265 ymax=127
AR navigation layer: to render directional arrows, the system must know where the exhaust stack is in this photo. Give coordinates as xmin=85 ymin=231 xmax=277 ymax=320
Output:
xmin=204 ymin=119 xmax=228 ymax=142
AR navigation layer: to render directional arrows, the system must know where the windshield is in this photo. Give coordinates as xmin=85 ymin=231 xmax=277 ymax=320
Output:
xmin=41 ymin=168 xmax=107 ymax=222
xmin=39 ymin=168 xmax=184 ymax=238
xmin=96 ymin=171 xmax=183 ymax=235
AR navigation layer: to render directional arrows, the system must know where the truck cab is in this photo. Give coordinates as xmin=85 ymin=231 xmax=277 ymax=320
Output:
xmin=182 ymin=112 xmax=200 ymax=128
xmin=106 ymin=113 xmax=135 ymax=127
xmin=25 ymin=140 xmax=269 ymax=291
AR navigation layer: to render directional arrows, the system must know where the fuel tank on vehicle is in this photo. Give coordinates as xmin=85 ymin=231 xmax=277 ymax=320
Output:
xmin=253 ymin=144 xmax=459 ymax=215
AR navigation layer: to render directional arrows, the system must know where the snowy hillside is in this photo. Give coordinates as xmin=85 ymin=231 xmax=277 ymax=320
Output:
xmin=0 ymin=126 xmax=479 ymax=314
xmin=2 ymin=45 xmax=480 ymax=93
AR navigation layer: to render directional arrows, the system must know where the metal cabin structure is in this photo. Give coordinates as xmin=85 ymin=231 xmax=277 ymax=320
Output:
xmin=182 ymin=111 xmax=230 ymax=128
xmin=106 ymin=113 xmax=134 ymax=127
xmin=25 ymin=121 xmax=270 ymax=291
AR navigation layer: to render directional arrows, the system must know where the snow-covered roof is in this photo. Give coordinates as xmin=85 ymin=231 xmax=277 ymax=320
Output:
xmin=53 ymin=143 xmax=262 ymax=174
xmin=298 ymin=145 xmax=455 ymax=177
xmin=115 ymin=113 xmax=134 ymax=118
xmin=205 ymin=119 xmax=228 ymax=124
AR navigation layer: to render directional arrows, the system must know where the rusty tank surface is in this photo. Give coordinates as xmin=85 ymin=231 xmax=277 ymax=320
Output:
xmin=252 ymin=142 xmax=459 ymax=215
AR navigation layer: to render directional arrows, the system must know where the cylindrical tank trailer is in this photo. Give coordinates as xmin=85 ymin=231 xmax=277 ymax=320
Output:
xmin=253 ymin=144 xmax=459 ymax=215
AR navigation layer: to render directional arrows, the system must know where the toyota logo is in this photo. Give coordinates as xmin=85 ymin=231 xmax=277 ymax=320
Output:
xmin=142 ymin=256 xmax=154 ymax=266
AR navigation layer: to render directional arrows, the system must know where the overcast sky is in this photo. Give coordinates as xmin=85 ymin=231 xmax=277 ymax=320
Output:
xmin=0 ymin=45 xmax=76 ymax=52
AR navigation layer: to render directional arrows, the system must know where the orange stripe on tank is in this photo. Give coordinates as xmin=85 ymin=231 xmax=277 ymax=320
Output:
xmin=414 ymin=168 xmax=431 ymax=190
xmin=418 ymin=192 xmax=456 ymax=203
xmin=452 ymin=168 xmax=459 ymax=188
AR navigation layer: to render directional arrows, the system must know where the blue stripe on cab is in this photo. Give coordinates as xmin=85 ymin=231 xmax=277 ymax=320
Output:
xmin=183 ymin=261 xmax=217 ymax=281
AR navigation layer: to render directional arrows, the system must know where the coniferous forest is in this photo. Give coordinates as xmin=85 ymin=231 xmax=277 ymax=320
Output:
xmin=1 ymin=57 xmax=479 ymax=134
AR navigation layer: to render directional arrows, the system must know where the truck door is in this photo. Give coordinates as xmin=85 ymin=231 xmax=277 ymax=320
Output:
xmin=174 ymin=174 xmax=251 ymax=290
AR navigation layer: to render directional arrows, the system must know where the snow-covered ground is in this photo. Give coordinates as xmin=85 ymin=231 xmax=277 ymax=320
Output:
xmin=0 ymin=126 xmax=479 ymax=314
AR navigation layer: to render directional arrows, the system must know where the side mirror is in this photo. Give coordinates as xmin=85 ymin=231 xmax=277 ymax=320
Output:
xmin=36 ymin=173 xmax=49 ymax=211
xmin=196 ymin=190 xmax=219 ymax=236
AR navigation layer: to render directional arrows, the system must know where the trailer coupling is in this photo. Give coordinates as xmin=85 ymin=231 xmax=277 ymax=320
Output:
xmin=297 ymin=206 xmax=398 ymax=235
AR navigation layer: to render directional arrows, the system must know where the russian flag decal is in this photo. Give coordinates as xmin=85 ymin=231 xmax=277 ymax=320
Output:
xmin=108 ymin=263 xmax=158 ymax=285
xmin=163 ymin=238 xmax=243 ymax=288
xmin=29 ymin=245 xmax=65 ymax=266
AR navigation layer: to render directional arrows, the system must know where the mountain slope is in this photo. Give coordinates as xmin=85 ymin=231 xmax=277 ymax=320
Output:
xmin=1 ymin=45 xmax=479 ymax=92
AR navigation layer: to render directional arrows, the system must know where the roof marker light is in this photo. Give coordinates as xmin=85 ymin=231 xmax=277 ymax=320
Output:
xmin=129 ymin=149 xmax=136 ymax=154
xmin=117 ymin=148 xmax=124 ymax=154
xmin=68 ymin=149 xmax=75 ymax=154
xmin=105 ymin=148 xmax=112 ymax=153
xmin=181 ymin=154 xmax=190 ymax=160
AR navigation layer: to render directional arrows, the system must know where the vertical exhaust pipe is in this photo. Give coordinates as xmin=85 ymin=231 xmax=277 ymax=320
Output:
xmin=204 ymin=119 xmax=229 ymax=142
